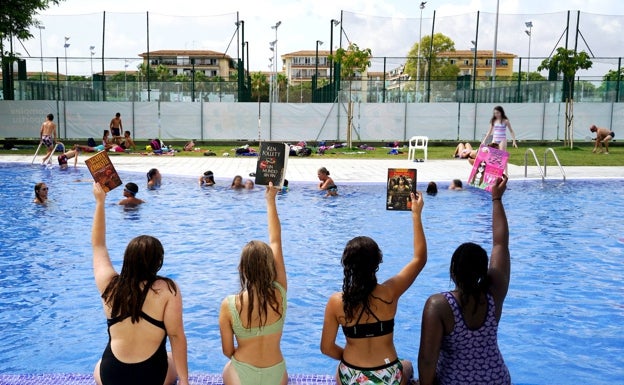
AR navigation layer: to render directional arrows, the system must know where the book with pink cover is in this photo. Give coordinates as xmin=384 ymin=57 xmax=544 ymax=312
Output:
xmin=467 ymin=145 xmax=509 ymax=192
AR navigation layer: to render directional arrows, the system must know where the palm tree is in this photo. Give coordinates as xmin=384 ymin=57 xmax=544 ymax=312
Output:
xmin=276 ymin=72 xmax=288 ymax=102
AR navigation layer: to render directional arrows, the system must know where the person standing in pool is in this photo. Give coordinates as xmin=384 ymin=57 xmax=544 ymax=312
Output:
xmin=118 ymin=182 xmax=145 ymax=206
xmin=482 ymin=106 xmax=517 ymax=152
xmin=91 ymin=182 xmax=188 ymax=385
xmin=590 ymin=125 xmax=615 ymax=154
xmin=418 ymin=175 xmax=511 ymax=385
xmin=219 ymin=183 xmax=288 ymax=385
xmin=231 ymin=175 xmax=244 ymax=190
xmin=40 ymin=113 xmax=57 ymax=164
xmin=318 ymin=167 xmax=338 ymax=197
xmin=34 ymin=182 xmax=49 ymax=204
xmin=147 ymin=169 xmax=162 ymax=189
xmin=321 ymin=191 xmax=427 ymax=385
xmin=199 ymin=170 xmax=215 ymax=186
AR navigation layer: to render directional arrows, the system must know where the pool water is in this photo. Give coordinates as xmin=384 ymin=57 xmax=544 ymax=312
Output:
xmin=0 ymin=163 xmax=622 ymax=384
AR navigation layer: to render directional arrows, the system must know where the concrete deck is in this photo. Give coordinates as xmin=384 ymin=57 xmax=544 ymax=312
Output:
xmin=3 ymin=154 xmax=623 ymax=183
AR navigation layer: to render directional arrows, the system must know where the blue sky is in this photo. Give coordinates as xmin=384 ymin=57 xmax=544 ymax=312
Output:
xmin=20 ymin=0 xmax=624 ymax=76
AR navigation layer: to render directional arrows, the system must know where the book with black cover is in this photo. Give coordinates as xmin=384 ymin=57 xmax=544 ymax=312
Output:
xmin=386 ymin=168 xmax=417 ymax=210
xmin=254 ymin=142 xmax=289 ymax=187
xmin=84 ymin=151 xmax=123 ymax=192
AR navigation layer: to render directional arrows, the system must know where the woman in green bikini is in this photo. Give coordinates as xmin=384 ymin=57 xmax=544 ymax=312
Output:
xmin=219 ymin=182 xmax=287 ymax=385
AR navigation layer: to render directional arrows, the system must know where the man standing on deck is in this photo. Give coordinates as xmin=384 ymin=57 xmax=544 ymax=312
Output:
xmin=109 ymin=112 xmax=123 ymax=144
xmin=40 ymin=113 xmax=57 ymax=164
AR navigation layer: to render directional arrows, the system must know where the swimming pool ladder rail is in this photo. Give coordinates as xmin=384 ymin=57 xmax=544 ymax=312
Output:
xmin=523 ymin=147 xmax=566 ymax=181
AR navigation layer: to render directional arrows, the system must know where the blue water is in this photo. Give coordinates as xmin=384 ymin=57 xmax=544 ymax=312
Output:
xmin=0 ymin=163 xmax=623 ymax=384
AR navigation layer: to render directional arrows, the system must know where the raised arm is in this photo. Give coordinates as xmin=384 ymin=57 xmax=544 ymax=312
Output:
xmin=383 ymin=192 xmax=427 ymax=299
xmin=91 ymin=183 xmax=117 ymax=294
xmin=266 ymin=183 xmax=286 ymax=289
xmin=488 ymin=175 xmax=510 ymax=311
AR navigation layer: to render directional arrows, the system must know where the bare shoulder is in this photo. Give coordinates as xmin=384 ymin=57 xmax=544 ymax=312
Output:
xmin=152 ymin=278 xmax=179 ymax=297
xmin=326 ymin=292 xmax=343 ymax=311
xmin=425 ymin=293 xmax=451 ymax=313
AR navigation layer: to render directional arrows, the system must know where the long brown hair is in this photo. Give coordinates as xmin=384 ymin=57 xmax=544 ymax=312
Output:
xmin=238 ymin=240 xmax=282 ymax=328
xmin=102 ymin=235 xmax=176 ymax=323
xmin=341 ymin=236 xmax=384 ymax=322
xmin=490 ymin=105 xmax=508 ymax=125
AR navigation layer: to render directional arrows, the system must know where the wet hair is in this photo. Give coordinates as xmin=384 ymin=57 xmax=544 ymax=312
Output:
xmin=283 ymin=179 xmax=289 ymax=187
xmin=318 ymin=167 xmax=330 ymax=176
xmin=426 ymin=181 xmax=438 ymax=195
xmin=46 ymin=113 xmax=54 ymax=121
xmin=341 ymin=236 xmax=385 ymax=322
xmin=452 ymin=179 xmax=463 ymax=188
xmin=231 ymin=175 xmax=243 ymax=187
xmin=490 ymin=105 xmax=508 ymax=125
xmin=102 ymin=235 xmax=177 ymax=323
xmin=34 ymin=182 xmax=47 ymax=202
xmin=450 ymin=242 xmax=490 ymax=312
xmin=147 ymin=168 xmax=159 ymax=182
xmin=125 ymin=182 xmax=139 ymax=196
xmin=238 ymin=240 xmax=282 ymax=328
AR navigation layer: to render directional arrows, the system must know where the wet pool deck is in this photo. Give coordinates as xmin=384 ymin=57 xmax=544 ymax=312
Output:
xmin=3 ymin=154 xmax=624 ymax=183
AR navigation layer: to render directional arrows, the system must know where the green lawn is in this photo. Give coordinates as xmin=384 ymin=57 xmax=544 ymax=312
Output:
xmin=2 ymin=142 xmax=621 ymax=166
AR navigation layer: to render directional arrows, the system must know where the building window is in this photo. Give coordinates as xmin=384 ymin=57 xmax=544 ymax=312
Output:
xmin=464 ymin=59 xmax=470 ymax=66
xmin=450 ymin=59 xmax=456 ymax=65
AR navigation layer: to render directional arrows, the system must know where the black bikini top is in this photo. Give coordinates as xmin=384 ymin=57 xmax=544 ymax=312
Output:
xmin=107 ymin=311 xmax=166 ymax=331
xmin=342 ymin=305 xmax=394 ymax=339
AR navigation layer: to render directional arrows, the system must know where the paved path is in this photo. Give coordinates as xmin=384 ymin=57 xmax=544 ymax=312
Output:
xmin=3 ymin=154 xmax=624 ymax=183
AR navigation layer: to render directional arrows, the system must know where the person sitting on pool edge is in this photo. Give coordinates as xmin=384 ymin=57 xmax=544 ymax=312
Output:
xmin=449 ymin=179 xmax=463 ymax=190
xmin=147 ymin=168 xmax=162 ymax=189
xmin=219 ymin=182 xmax=288 ymax=385
xmin=590 ymin=125 xmax=615 ymax=154
xmin=418 ymin=175 xmax=511 ymax=385
xmin=321 ymin=191 xmax=427 ymax=385
xmin=318 ymin=167 xmax=337 ymax=197
xmin=34 ymin=182 xmax=49 ymax=204
xmin=199 ymin=171 xmax=215 ymax=186
xmin=91 ymin=182 xmax=188 ymax=385
xmin=118 ymin=182 xmax=145 ymax=206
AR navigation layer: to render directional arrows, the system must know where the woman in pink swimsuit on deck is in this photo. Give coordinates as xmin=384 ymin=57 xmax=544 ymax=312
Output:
xmin=482 ymin=106 xmax=517 ymax=152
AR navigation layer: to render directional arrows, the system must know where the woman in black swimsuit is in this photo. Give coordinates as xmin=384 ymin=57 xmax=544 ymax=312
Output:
xmin=320 ymin=191 xmax=427 ymax=385
xmin=91 ymin=183 xmax=189 ymax=385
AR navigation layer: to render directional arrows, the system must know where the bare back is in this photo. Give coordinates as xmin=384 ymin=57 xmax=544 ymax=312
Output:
xmin=41 ymin=120 xmax=56 ymax=137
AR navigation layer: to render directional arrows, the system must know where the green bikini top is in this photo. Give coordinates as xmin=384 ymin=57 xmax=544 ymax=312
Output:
xmin=228 ymin=281 xmax=287 ymax=339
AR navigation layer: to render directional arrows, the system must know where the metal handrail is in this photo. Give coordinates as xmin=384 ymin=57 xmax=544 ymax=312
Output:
xmin=544 ymin=148 xmax=566 ymax=181
xmin=524 ymin=148 xmax=544 ymax=180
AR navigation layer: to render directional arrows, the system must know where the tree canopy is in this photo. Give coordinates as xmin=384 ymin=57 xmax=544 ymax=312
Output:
xmin=0 ymin=0 xmax=64 ymax=43
xmin=537 ymin=47 xmax=593 ymax=83
xmin=404 ymin=33 xmax=460 ymax=80
xmin=329 ymin=43 xmax=372 ymax=79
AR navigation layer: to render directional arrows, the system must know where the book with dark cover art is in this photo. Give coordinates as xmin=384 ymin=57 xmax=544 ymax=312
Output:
xmin=386 ymin=168 xmax=417 ymax=211
xmin=254 ymin=142 xmax=289 ymax=187
xmin=84 ymin=151 xmax=123 ymax=192
xmin=467 ymin=145 xmax=509 ymax=192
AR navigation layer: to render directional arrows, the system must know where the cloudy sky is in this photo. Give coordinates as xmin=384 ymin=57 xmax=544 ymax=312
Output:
xmin=19 ymin=0 xmax=624 ymax=77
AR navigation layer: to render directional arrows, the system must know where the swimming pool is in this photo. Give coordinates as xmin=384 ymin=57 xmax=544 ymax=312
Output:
xmin=0 ymin=162 xmax=622 ymax=384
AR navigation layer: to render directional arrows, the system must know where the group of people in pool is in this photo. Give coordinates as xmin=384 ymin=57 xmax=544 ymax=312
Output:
xmin=89 ymin=170 xmax=513 ymax=385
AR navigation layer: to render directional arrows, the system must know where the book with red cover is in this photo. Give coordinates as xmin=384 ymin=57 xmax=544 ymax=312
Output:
xmin=84 ymin=151 xmax=123 ymax=193
xmin=254 ymin=142 xmax=289 ymax=187
xmin=467 ymin=145 xmax=509 ymax=192
xmin=386 ymin=168 xmax=417 ymax=211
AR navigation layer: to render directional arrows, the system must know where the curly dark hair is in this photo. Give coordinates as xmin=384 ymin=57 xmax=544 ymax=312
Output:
xmin=238 ymin=240 xmax=282 ymax=328
xmin=450 ymin=242 xmax=490 ymax=311
xmin=102 ymin=235 xmax=176 ymax=323
xmin=341 ymin=236 xmax=384 ymax=322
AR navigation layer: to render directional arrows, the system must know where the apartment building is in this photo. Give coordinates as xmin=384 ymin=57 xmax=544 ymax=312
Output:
xmin=281 ymin=50 xmax=331 ymax=84
xmin=437 ymin=50 xmax=517 ymax=78
xmin=138 ymin=50 xmax=236 ymax=78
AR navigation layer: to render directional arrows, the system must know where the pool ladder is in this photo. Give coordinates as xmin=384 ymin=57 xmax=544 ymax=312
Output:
xmin=524 ymin=148 xmax=566 ymax=181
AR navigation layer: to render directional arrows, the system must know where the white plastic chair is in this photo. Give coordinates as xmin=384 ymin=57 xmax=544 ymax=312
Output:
xmin=407 ymin=136 xmax=428 ymax=161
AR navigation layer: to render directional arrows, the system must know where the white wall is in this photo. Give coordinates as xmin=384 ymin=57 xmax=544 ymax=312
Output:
xmin=0 ymin=100 xmax=620 ymax=142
